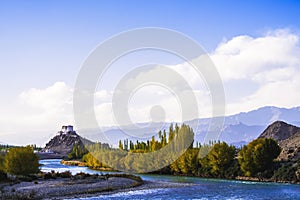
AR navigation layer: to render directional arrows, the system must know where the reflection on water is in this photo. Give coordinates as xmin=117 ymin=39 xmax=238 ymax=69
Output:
xmin=40 ymin=159 xmax=116 ymax=175
xmin=40 ymin=159 xmax=300 ymax=200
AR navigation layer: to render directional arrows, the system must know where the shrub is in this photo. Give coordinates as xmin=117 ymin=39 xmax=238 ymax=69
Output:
xmin=75 ymin=172 xmax=91 ymax=178
xmin=44 ymin=172 xmax=55 ymax=179
xmin=273 ymin=163 xmax=298 ymax=182
xmin=4 ymin=146 xmax=39 ymax=176
xmin=59 ymin=171 xmax=72 ymax=178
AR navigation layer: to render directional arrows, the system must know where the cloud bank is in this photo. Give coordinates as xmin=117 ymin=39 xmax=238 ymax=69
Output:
xmin=1 ymin=29 xmax=300 ymax=145
xmin=212 ymin=29 xmax=300 ymax=113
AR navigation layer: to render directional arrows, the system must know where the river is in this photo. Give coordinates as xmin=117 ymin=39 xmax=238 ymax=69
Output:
xmin=40 ymin=159 xmax=300 ymax=199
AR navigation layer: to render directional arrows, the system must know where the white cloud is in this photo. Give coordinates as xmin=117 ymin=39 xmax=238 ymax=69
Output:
xmin=1 ymin=28 xmax=300 ymax=145
xmin=94 ymin=90 xmax=112 ymax=103
xmin=20 ymin=82 xmax=72 ymax=111
xmin=212 ymin=29 xmax=300 ymax=82
xmin=94 ymin=102 xmax=114 ymax=126
xmin=0 ymin=82 xmax=74 ymax=146
xmin=210 ymin=29 xmax=300 ymax=114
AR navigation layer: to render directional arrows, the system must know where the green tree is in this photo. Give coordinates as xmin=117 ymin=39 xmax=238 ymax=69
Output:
xmin=206 ymin=142 xmax=236 ymax=176
xmin=151 ymin=136 xmax=157 ymax=151
xmin=118 ymin=140 xmax=124 ymax=150
xmin=68 ymin=143 xmax=88 ymax=160
xmin=238 ymin=138 xmax=281 ymax=177
xmin=162 ymin=130 xmax=167 ymax=147
xmin=124 ymin=139 xmax=128 ymax=150
xmin=169 ymin=125 xmax=196 ymax=175
xmin=168 ymin=123 xmax=174 ymax=142
xmin=130 ymin=141 xmax=134 ymax=151
xmin=4 ymin=146 xmax=39 ymax=176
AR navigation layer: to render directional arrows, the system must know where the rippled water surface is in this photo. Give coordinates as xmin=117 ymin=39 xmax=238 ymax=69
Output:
xmin=40 ymin=159 xmax=300 ymax=199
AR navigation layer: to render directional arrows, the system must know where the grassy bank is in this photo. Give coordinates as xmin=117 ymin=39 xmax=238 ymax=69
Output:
xmin=61 ymin=159 xmax=117 ymax=171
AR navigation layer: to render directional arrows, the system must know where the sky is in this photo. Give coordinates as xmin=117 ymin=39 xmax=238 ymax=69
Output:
xmin=1 ymin=0 xmax=300 ymax=146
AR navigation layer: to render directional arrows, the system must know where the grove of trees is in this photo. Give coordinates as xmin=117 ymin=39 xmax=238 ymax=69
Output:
xmin=0 ymin=124 xmax=291 ymax=183
xmin=80 ymin=123 xmax=283 ymax=180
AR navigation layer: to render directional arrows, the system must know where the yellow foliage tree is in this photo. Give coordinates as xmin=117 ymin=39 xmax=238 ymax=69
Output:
xmin=4 ymin=146 xmax=39 ymax=176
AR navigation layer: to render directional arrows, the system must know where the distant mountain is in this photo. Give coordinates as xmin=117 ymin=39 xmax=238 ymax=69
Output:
xmin=0 ymin=140 xmax=10 ymax=145
xmin=218 ymin=123 xmax=264 ymax=144
xmin=259 ymin=121 xmax=300 ymax=161
xmin=188 ymin=106 xmax=300 ymax=145
xmin=224 ymin=106 xmax=300 ymax=126
xmin=79 ymin=106 xmax=300 ymax=146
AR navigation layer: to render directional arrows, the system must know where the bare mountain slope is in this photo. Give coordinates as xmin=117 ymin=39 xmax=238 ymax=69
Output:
xmin=259 ymin=121 xmax=300 ymax=161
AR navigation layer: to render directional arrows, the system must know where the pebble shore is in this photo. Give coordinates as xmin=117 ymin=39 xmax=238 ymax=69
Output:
xmin=0 ymin=176 xmax=193 ymax=199
xmin=1 ymin=176 xmax=138 ymax=199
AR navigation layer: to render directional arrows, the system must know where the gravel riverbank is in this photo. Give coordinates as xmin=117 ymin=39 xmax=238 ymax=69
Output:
xmin=0 ymin=176 xmax=140 ymax=199
xmin=0 ymin=175 xmax=194 ymax=200
xmin=62 ymin=179 xmax=194 ymax=199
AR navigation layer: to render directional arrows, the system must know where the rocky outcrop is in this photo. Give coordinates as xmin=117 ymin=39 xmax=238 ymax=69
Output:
xmin=259 ymin=121 xmax=300 ymax=141
xmin=259 ymin=121 xmax=300 ymax=161
xmin=42 ymin=126 xmax=93 ymax=157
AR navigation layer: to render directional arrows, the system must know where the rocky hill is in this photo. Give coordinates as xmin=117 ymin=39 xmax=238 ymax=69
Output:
xmin=42 ymin=126 xmax=93 ymax=158
xmin=259 ymin=121 xmax=300 ymax=161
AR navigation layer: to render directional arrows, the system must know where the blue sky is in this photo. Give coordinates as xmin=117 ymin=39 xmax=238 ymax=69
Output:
xmin=1 ymin=0 xmax=300 ymax=145
xmin=1 ymin=0 xmax=299 ymax=91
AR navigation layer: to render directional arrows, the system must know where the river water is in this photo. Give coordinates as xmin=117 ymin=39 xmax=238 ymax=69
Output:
xmin=40 ymin=159 xmax=300 ymax=199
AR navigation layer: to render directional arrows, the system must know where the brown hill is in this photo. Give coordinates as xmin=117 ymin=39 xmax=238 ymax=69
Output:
xmin=259 ymin=121 xmax=300 ymax=161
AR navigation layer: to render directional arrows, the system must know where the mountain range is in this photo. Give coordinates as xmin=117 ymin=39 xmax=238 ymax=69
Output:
xmin=88 ymin=106 xmax=300 ymax=146
xmin=42 ymin=106 xmax=300 ymax=160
